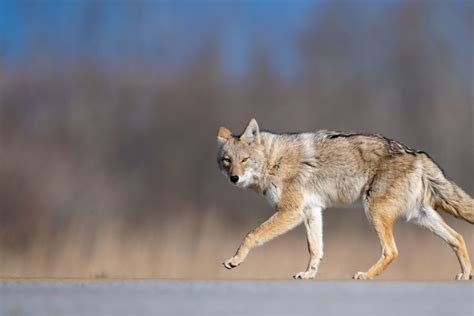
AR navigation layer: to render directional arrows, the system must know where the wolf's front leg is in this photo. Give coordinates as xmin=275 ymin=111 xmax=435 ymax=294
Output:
xmin=223 ymin=209 xmax=303 ymax=269
xmin=294 ymin=207 xmax=323 ymax=280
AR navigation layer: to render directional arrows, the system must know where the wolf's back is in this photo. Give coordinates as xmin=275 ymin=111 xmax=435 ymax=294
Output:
xmin=423 ymin=155 xmax=474 ymax=224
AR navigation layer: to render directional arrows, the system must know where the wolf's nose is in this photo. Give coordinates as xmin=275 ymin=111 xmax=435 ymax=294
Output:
xmin=230 ymin=176 xmax=239 ymax=184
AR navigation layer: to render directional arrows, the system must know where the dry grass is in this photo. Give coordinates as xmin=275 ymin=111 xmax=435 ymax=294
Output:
xmin=1 ymin=209 xmax=472 ymax=280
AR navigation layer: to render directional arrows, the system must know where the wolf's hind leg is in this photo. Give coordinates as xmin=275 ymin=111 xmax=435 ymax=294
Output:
xmin=411 ymin=206 xmax=472 ymax=280
xmin=294 ymin=207 xmax=323 ymax=279
xmin=223 ymin=209 xmax=303 ymax=269
xmin=354 ymin=201 xmax=400 ymax=280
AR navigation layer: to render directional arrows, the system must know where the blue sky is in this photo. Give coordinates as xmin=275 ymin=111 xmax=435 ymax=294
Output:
xmin=0 ymin=0 xmax=471 ymax=79
xmin=0 ymin=0 xmax=320 ymax=77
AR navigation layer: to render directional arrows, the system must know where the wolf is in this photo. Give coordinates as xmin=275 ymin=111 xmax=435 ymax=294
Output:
xmin=217 ymin=118 xmax=473 ymax=280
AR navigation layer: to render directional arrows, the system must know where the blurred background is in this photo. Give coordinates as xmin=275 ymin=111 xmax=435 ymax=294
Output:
xmin=0 ymin=0 xmax=472 ymax=280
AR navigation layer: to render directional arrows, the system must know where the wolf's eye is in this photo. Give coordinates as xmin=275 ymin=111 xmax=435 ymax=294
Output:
xmin=241 ymin=157 xmax=250 ymax=163
xmin=222 ymin=157 xmax=231 ymax=165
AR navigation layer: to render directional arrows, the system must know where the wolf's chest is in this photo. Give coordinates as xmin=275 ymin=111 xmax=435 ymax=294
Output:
xmin=264 ymin=184 xmax=281 ymax=208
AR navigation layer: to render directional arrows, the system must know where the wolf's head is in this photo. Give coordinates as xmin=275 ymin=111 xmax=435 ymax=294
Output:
xmin=217 ymin=118 xmax=265 ymax=188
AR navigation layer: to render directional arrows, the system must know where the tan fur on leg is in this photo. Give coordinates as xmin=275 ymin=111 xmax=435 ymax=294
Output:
xmin=294 ymin=207 xmax=323 ymax=279
xmin=223 ymin=208 xmax=303 ymax=269
xmin=411 ymin=206 xmax=472 ymax=280
xmin=354 ymin=199 xmax=400 ymax=280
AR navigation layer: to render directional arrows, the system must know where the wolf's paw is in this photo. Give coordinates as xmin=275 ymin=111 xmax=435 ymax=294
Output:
xmin=455 ymin=273 xmax=472 ymax=281
xmin=223 ymin=257 xmax=242 ymax=270
xmin=293 ymin=271 xmax=316 ymax=280
xmin=352 ymin=272 xmax=371 ymax=280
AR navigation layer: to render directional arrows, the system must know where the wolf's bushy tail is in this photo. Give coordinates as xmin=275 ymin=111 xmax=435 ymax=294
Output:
xmin=423 ymin=155 xmax=474 ymax=224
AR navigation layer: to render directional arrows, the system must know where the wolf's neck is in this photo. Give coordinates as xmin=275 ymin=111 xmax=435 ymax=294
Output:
xmin=257 ymin=132 xmax=288 ymax=192
xmin=257 ymin=131 xmax=321 ymax=193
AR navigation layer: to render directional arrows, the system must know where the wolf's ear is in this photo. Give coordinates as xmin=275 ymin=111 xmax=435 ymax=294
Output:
xmin=217 ymin=126 xmax=232 ymax=144
xmin=240 ymin=118 xmax=260 ymax=145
